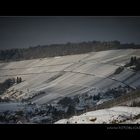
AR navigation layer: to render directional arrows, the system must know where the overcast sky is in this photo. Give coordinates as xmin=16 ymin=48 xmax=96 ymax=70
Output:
xmin=0 ymin=16 xmax=140 ymax=50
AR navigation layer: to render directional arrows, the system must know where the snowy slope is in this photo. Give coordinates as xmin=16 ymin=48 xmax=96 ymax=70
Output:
xmin=0 ymin=49 xmax=140 ymax=104
xmin=55 ymin=106 xmax=140 ymax=124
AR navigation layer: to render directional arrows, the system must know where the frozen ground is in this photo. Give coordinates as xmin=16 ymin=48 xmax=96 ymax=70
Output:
xmin=0 ymin=49 xmax=140 ymax=104
xmin=55 ymin=106 xmax=140 ymax=124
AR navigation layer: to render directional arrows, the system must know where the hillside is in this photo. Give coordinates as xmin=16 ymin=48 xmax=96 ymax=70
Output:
xmin=55 ymin=106 xmax=140 ymax=124
xmin=55 ymin=89 xmax=140 ymax=124
xmin=0 ymin=49 xmax=140 ymax=123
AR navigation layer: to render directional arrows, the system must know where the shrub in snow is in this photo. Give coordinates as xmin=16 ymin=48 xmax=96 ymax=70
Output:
xmin=58 ymin=97 xmax=73 ymax=107
xmin=130 ymin=101 xmax=140 ymax=107
xmin=0 ymin=78 xmax=16 ymax=95
xmin=114 ymin=66 xmax=124 ymax=75
xmin=15 ymin=110 xmax=24 ymax=116
xmin=67 ymin=105 xmax=75 ymax=116
xmin=93 ymin=94 xmax=100 ymax=101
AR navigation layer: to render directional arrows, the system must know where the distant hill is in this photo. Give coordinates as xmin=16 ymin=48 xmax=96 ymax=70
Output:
xmin=0 ymin=40 xmax=140 ymax=62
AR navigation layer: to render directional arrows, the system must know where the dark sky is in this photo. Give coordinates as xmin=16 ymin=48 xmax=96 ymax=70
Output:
xmin=0 ymin=16 xmax=140 ymax=50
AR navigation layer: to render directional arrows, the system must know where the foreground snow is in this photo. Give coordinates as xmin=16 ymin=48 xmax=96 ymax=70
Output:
xmin=55 ymin=106 xmax=140 ymax=124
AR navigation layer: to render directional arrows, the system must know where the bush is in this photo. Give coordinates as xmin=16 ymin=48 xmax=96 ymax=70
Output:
xmin=124 ymin=56 xmax=140 ymax=70
xmin=0 ymin=78 xmax=16 ymax=95
xmin=15 ymin=110 xmax=24 ymax=116
xmin=58 ymin=97 xmax=73 ymax=107
xmin=114 ymin=66 xmax=124 ymax=74
xmin=130 ymin=101 xmax=140 ymax=107
xmin=16 ymin=77 xmax=22 ymax=84
xmin=67 ymin=105 xmax=75 ymax=116
xmin=93 ymin=94 xmax=100 ymax=100
xmin=134 ymin=58 xmax=140 ymax=71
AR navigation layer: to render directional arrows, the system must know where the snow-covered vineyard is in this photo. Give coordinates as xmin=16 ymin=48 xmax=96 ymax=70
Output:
xmin=1 ymin=49 xmax=140 ymax=102
xmin=0 ymin=49 xmax=140 ymax=124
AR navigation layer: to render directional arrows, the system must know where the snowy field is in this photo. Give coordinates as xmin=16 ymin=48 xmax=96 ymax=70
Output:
xmin=0 ymin=49 xmax=140 ymax=105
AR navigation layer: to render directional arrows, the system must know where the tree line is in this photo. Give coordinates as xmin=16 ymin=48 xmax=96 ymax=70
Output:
xmin=0 ymin=41 xmax=140 ymax=62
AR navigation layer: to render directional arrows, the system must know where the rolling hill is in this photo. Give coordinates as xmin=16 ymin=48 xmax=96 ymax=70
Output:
xmin=0 ymin=49 xmax=140 ymax=123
